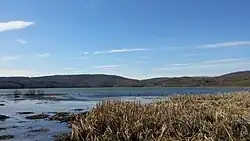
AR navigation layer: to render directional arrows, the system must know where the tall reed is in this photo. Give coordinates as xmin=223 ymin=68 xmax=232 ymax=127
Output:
xmin=70 ymin=92 xmax=250 ymax=141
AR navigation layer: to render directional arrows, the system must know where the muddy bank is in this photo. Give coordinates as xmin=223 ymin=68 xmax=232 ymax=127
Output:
xmin=71 ymin=109 xmax=84 ymax=112
xmin=49 ymin=112 xmax=88 ymax=123
xmin=0 ymin=135 xmax=15 ymax=140
xmin=17 ymin=112 xmax=34 ymax=115
xmin=25 ymin=114 xmax=49 ymax=120
xmin=30 ymin=128 xmax=50 ymax=133
xmin=0 ymin=128 xmax=6 ymax=131
xmin=0 ymin=115 xmax=9 ymax=121
xmin=52 ymin=112 xmax=88 ymax=141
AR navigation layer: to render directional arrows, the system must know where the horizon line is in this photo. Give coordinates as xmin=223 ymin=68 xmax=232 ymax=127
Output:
xmin=0 ymin=70 xmax=249 ymax=80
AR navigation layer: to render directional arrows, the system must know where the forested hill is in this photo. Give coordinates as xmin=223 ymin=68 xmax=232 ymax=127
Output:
xmin=0 ymin=71 xmax=250 ymax=89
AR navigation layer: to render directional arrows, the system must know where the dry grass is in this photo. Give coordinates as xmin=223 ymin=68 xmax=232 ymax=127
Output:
xmin=70 ymin=92 xmax=250 ymax=141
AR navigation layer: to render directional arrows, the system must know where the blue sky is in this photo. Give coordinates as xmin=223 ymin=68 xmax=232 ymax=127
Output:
xmin=0 ymin=0 xmax=250 ymax=79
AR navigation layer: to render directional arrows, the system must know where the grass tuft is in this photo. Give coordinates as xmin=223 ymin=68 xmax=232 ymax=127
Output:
xmin=68 ymin=92 xmax=250 ymax=141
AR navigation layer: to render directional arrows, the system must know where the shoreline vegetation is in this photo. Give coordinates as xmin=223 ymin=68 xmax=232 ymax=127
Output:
xmin=0 ymin=71 xmax=250 ymax=89
xmin=54 ymin=92 xmax=250 ymax=141
xmin=11 ymin=89 xmax=45 ymax=98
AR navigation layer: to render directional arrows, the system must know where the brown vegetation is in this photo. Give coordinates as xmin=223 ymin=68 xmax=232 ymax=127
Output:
xmin=66 ymin=92 xmax=250 ymax=141
xmin=25 ymin=113 xmax=49 ymax=120
xmin=30 ymin=128 xmax=49 ymax=133
xmin=49 ymin=112 xmax=71 ymax=122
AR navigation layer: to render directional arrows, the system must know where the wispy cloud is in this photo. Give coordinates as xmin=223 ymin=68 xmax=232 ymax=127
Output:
xmin=77 ymin=56 xmax=88 ymax=60
xmin=160 ymin=47 xmax=182 ymax=50
xmin=77 ymin=52 xmax=89 ymax=59
xmin=164 ymin=63 xmax=191 ymax=67
xmin=199 ymin=41 xmax=250 ymax=49
xmin=203 ymin=58 xmax=242 ymax=63
xmin=136 ymin=61 xmax=147 ymax=64
xmin=15 ymin=39 xmax=27 ymax=44
xmin=0 ymin=69 xmax=33 ymax=76
xmin=0 ymin=21 xmax=35 ymax=32
xmin=63 ymin=68 xmax=76 ymax=70
xmin=186 ymin=53 xmax=203 ymax=56
xmin=138 ymin=56 xmax=148 ymax=59
xmin=94 ymin=64 xmax=127 ymax=69
xmin=94 ymin=48 xmax=147 ymax=54
xmin=0 ymin=56 xmax=20 ymax=61
xmin=135 ymin=56 xmax=148 ymax=63
xmin=80 ymin=52 xmax=89 ymax=55
xmin=153 ymin=64 xmax=218 ymax=71
xmin=153 ymin=58 xmax=246 ymax=71
xmin=36 ymin=53 xmax=51 ymax=57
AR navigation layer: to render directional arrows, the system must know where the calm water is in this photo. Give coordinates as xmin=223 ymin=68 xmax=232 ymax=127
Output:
xmin=0 ymin=87 xmax=249 ymax=141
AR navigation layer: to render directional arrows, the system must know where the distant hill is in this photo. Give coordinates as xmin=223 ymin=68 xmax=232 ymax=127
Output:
xmin=0 ymin=71 xmax=250 ymax=89
xmin=142 ymin=71 xmax=250 ymax=87
xmin=0 ymin=75 xmax=141 ymax=89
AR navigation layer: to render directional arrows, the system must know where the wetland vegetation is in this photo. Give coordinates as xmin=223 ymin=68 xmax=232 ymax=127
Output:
xmin=55 ymin=92 xmax=250 ymax=141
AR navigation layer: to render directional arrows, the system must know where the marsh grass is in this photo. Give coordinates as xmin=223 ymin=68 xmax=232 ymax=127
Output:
xmin=69 ymin=92 xmax=250 ymax=141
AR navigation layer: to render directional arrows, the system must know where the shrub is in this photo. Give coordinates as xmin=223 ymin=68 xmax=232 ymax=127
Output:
xmin=25 ymin=89 xmax=37 ymax=96
xmin=37 ymin=89 xmax=45 ymax=95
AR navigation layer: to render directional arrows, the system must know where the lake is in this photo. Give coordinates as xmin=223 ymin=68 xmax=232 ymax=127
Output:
xmin=0 ymin=87 xmax=249 ymax=141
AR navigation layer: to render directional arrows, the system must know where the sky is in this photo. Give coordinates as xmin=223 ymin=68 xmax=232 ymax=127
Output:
xmin=0 ymin=0 xmax=250 ymax=79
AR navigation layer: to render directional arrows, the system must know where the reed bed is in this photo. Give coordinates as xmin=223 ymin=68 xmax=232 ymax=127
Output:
xmin=69 ymin=92 xmax=250 ymax=141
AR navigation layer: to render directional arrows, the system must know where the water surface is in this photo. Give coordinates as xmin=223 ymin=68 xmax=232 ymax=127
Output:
xmin=0 ymin=87 xmax=249 ymax=141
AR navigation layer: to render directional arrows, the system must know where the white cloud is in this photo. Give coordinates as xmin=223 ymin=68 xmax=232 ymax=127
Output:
xmin=15 ymin=39 xmax=27 ymax=44
xmin=138 ymin=56 xmax=148 ymax=59
xmin=153 ymin=58 xmax=246 ymax=71
xmin=153 ymin=60 xmax=250 ymax=77
xmin=186 ymin=53 xmax=202 ymax=56
xmin=110 ymin=48 xmax=147 ymax=53
xmin=94 ymin=64 xmax=127 ymax=69
xmin=36 ymin=53 xmax=51 ymax=57
xmin=0 ymin=69 xmax=33 ymax=76
xmin=0 ymin=56 xmax=20 ymax=61
xmin=136 ymin=61 xmax=147 ymax=64
xmin=160 ymin=47 xmax=182 ymax=50
xmin=77 ymin=52 xmax=89 ymax=59
xmin=94 ymin=51 xmax=102 ymax=54
xmin=203 ymin=58 xmax=242 ymax=63
xmin=0 ymin=21 xmax=35 ymax=32
xmin=164 ymin=63 xmax=191 ymax=67
xmin=199 ymin=41 xmax=250 ymax=49
xmin=63 ymin=68 xmax=76 ymax=70
xmin=80 ymin=52 xmax=89 ymax=55
xmin=94 ymin=48 xmax=147 ymax=54
xmin=153 ymin=64 xmax=217 ymax=71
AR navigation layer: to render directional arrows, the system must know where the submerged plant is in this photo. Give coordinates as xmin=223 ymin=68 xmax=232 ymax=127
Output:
xmin=23 ymin=89 xmax=45 ymax=96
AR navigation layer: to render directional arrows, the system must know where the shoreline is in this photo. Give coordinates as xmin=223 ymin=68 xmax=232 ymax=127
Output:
xmin=0 ymin=71 xmax=250 ymax=89
xmin=0 ymin=86 xmax=250 ymax=90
